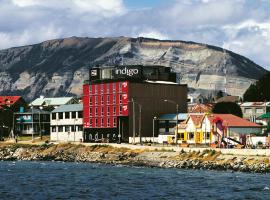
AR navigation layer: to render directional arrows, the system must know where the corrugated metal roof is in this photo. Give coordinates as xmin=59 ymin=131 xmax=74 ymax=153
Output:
xmin=31 ymin=97 xmax=74 ymax=106
xmin=158 ymin=113 xmax=188 ymax=120
xmin=258 ymin=112 xmax=270 ymax=119
xmin=240 ymin=102 xmax=270 ymax=107
xmin=52 ymin=104 xmax=83 ymax=113
xmin=207 ymin=114 xmax=261 ymax=127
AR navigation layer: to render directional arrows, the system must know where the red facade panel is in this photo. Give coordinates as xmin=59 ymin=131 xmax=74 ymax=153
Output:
xmin=83 ymin=81 xmax=129 ymax=129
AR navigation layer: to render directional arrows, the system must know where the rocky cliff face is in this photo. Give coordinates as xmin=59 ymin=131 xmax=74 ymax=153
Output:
xmin=0 ymin=37 xmax=267 ymax=101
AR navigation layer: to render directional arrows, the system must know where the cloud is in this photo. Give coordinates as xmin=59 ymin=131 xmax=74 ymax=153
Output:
xmin=0 ymin=0 xmax=270 ymax=69
xmin=138 ymin=30 xmax=168 ymax=40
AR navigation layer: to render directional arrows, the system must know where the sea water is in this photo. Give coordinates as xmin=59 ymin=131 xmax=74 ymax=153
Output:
xmin=0 ymin=161 xmax=269 ymax=200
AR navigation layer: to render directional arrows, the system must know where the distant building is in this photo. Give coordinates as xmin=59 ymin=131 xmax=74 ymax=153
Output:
xmin=83 ymin=65 xmax=187 ymax=143
xmin=0 ymin=96 xmax=27 ymax=137
xmin=0 ymin=96 xmax=27 ymax=111
xmin=50 ymin=104 xmax=83 ymax=142
xmin=14 ymin=108 xmax=50 ymax=135
xmin=188 ymin=103 xmax=214 ymax=113
xmin=158 ymin=113 xmax=262 ymax=146
xmin=215 ymin=96 xmax=240 ymax=103
xmin=156 ymin=113 xmax=188 ymax=144
xmin=240 ymin=102 xmax=270 ymax=123
xmin=30 ymin=96 xmax=78 ymax=110
xmin=187 ymin=93 xmax=205 ymax=104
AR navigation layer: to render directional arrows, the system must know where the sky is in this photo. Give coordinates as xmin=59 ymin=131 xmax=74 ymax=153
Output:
xmin=0 ymin=0 xmax=270 ymax=70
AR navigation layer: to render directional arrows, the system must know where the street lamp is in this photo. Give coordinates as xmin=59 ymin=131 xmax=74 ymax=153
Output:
xmin=164 ymin=99 xmax=179 ymax=144
xmin=153 ymin=116 xmax=157 ymax=144
xmin=129 ymin=98 xmax=142 ymax=144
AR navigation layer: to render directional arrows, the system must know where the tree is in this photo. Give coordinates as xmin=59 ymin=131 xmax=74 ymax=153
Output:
xmin=244 ymin=72 xmax=270 ymax=101
xmin=212 ymin=102 xmax=243 ymax=118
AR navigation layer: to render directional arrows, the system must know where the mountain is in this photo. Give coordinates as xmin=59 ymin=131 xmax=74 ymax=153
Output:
xmin=0 ymin=36 xmax=268 ymax=101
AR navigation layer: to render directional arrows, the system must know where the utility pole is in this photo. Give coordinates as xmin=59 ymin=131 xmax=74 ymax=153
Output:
xmin=132 ymin=98 xmax=135 ymax=144
xmin=139 ymin=104 xmax=142 ymax=144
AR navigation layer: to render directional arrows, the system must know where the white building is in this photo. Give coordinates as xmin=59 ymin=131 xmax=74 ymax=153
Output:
xmin=50 ymin=104 xmax=83 ymax=142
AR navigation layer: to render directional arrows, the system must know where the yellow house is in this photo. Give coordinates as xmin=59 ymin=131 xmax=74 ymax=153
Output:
xmin=175 ymin=113 xmax=213 ymax=144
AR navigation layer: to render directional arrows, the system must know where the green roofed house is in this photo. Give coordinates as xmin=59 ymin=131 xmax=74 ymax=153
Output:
xmin=50 ymin=104 xmax=83 ymax=142
xmin=30 ymin=96 xmax=78 ymax=111
xmin=258 ymin=112 xmax=270 ymax=126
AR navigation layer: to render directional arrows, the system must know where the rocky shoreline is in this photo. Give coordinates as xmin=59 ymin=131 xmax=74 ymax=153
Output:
xmin=0 ymin=143 xmax=270 ymax=173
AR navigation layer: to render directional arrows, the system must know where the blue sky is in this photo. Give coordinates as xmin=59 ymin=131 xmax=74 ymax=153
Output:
xmin=0 ymin=0 xmax=270 ymax=70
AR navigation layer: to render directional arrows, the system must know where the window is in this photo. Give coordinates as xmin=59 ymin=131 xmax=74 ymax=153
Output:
xmin=71 ymin=125 xmax=76 ymax=132
xmin=95 ymin=85 xmax=98 ymax=94
xmin=78 ymin=111 xmax=82 ymax=118
xmin=244 ymin=108 xmax=252 ymax=114
xmin=58 ymin=112 xmax=63 ymax=119
xmin=51 ymin=126 xmax=56 ymax=132
xmin=90 ymin=107 xmax=92 ymax=116
xmin=256 ymin=108 xmax=264 ymax=114
xmin=95 ymin=107 xmax=98 ymax=116
xmin=119 ymin=94 xmax=122 ymax=104
xmin=65 ymin=126 xmax=71 ymax=132
xmin=95 ymin=96 xmax=98 ymax=105
xmin=58 ymin=126 xmax=64 ymax=132
xmin=107 ymin=95 xmax=110 ymax=104
xmin=107 ymin=84 xmax=110 ymax=94
xmin=90 ymin=97 xmax=92 ymax=105
xmin=107 ymin=118 xmax=110 ymax=127
xmin=113 ymin=95 xmax=116 ymax=104
xmin=101 ymin=107 xmax=104 ymax=116
xmin=90 ymin=118 xmax=92 ymax=126
xmin=206 ymin=132 xmax=210 ymax=139
xmin=77 ymin=125 xmax=83 ymax=131
xmin=113 ymin=106 xmax=116 ymax=115
xmin=72 ymin=112 xmax=76 ymax=119
xmin=101 ymin=84 xmax=104 ymax=93
xmin=189 ymin=132 xmax=194 ymax=140
xmin=42 ymin=114 xmax=48 ymax=121
xmin=113 ymin=83 xmax=116 ymax=92
xmin=95 ymin=118 xmax=98 ymax=126
xmin=179 ymin=133 xmax=185 ymax=140
xmin=65 ymin=112 xmax=70 ymax=119
xmin=119 ymin=82 xmax=122 ymax=92
xmin=101 ymin=118 xmax=104 ymax=127
xmin=101 ymin=96 xmax=104 ymax=105
xmin=52 ymin=113 xmax=56 ymax=120
xmin=119 ymin=105 xmax=122 ymax=115
xmin=89 ymin=85 xmax=92 ymax=94
xmin=113 ymin=117 xmax=117 ymax=127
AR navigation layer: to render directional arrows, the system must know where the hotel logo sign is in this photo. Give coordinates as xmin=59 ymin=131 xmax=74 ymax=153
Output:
xmin=114 ymin=66 xmax=141 ymax=78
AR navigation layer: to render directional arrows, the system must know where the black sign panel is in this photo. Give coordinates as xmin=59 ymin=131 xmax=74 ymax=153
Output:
xmin=89 ymin=68 xmax=100 ymax=80
xmin=113 ymin=66 xmax=142 ymax=79
xmin=84 ymin=128 xmax=120 ymax=143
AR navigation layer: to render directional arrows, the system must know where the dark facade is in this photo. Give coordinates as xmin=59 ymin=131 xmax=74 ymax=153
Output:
xmin=83 ymin=65 xmax=187 ymax=142
xmin=14 ymin=108 xmax=50 ymax=136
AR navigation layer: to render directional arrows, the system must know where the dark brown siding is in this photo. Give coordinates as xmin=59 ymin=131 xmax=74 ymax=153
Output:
xmin=128 ymin=82 xmax=187 ymax=138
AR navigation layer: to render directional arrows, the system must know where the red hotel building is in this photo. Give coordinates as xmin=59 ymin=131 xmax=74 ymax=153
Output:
xmin=83 ymin=65 xmax=187 ymax=142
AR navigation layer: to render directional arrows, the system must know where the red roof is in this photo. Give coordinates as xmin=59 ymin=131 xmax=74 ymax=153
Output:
xmin=189 ymin=114 xmax=205 ymax=127
xmin=0 ymin=96 xmax=22 ymax=107
xmin=207 ymin=114 xmax=261 ymax=128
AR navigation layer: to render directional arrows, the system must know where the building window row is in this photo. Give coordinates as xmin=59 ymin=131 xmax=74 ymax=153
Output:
xmin=89 ymin=94 xmax=125 ymax=106
xmin=52 ymin=111 xmax=82 ymax=120
xmin=51 ymin=125 xmax=83 ymax=132
xmin=89 ymin=82 xmax=125 ymax=94
xmin=89 ymin=117 xmax=117 ymax=127
xmin=89 ymin=105 xmax=125 ymax=116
